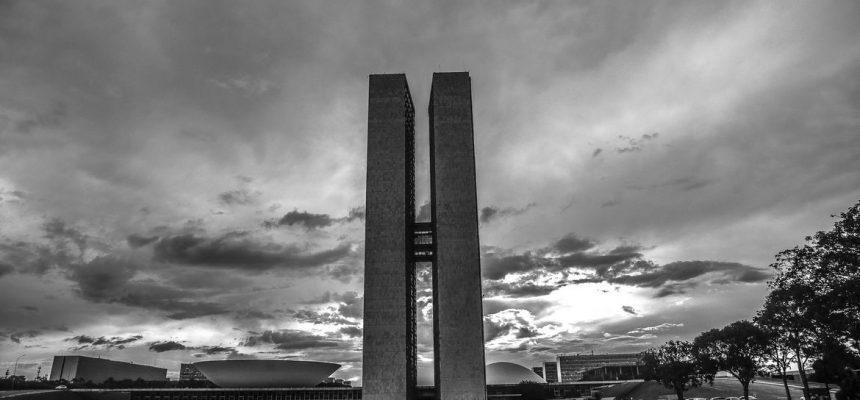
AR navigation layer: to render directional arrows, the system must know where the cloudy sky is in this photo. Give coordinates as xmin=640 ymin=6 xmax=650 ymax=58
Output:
xmin=1 ymin=0 xmax=859 ymax=385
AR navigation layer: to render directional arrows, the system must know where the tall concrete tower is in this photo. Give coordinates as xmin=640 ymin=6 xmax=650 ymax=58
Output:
xmin=363 ymin=74 xmax=417 ymax=400
xmin=363 ymin=72 xmax=485 ymax=400
xmin=429 ymin=72 xmax=486 ymax=400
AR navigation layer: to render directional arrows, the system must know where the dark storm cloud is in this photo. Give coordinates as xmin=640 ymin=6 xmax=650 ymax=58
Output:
xmin=302 ymin=290 xmax=361 ymax=305
xmin=552 ymin=234 xmax=596 ymax=253
xmin=39 ymin=219 xmax=89 ymax=270
xmin=327 ymin=263 xmax=361 ymax=283
xmin=736 ymin=268 xmax=772 ymax=283
xmin=479 ymin=203 xmax=536 ymax=224
xmin=126 ymin=234 xmax=159 ymax=248
xmin=0 ymin=219 xmax=102 ymax=276
xmin=607 ymin=261 xmax=771 ymax=288
xmin=218 ymin=189 xmax=260 ymax=206
xmin=482 ymin=234 xmax=767 ymax=299
xmin=149 ymin=341 xmax=236 ymax=355
xmin=481 ymin=236 xmax=644 ymax=284
xmin=557 ymin=247 xmax=643 ymax=268
xmin=149 ymin=341 xmax=187 ymax=352
xmin=67 ymin=256 xmax=230 ymax=319
xmin=236 ymin=310 xmax=276 ymax=320
xmin=292 ymin=309 xmax=356 ymax=326
xmin=298 ymin=291 xmax=363 ymax=322
xmin=8 ymin=330 xmax=40 ymax=344
xmin=153 ymin=232 xmax=351 ymax=270
xmin=483 ymin=320 xmax=508 ymax=343
xmin=336 ymin=293 xmax=363 ymax=319
xmin=482 ymin=252 xmax=552 ymax=280
xmin=165 ymin=267 xmax=255 ymax=291
xmin=242 ymin=329 xmax=341 ymax=350
xmin=0 ymin=262 xmax=13 ymax=278
xmin=483 ymin=310 xmax=541 ymax=343
xmin=66 ymin=334 xmax=143 ymax=350
xmin=43 ymin=219 xmax=87 ymax=254
xmin=483 ymin=280 xmax=562 ymax=298
xmin=69 ymin=256 xmax=136 ymax=301
xmin=199 ymin=346 xmax=236 ymax=355
xmin=653 ymin=283 xmax=697 ymax=298
xmin=339 ymin=326 xmax=362 ymax=338
xmin=121 ymin=285 xmax=230 ymax=319
xmin=263 ymin=209 xmax=365 ymax=229
xmin=346 ymin=207 xmax=365 ymax=221
xmin=266 ymin=210 xmax=333 ymax=229
xmin=516 ymin=327 xmax=539 ymax=339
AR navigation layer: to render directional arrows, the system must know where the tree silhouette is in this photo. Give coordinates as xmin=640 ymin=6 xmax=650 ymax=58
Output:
xmin=641 ymin=340 xmax=712 ymax=400
xmin=770 ymin=199 xmax=860 ymax=353
xmin=694 ymin=320 xmax=769 ymax=400
xmin=756 ymin=285 xmax=819 ymax=399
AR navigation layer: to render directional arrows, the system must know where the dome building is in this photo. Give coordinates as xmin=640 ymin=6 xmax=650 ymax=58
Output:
xmin=485 ymin=362 xmax=547 ymax=385
xmin=192 ymin=360 xmax=340 ymax=388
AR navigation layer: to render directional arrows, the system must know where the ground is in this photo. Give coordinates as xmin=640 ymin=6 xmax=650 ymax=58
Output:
xmin=625 ymin=377 xmax=836 ymax=400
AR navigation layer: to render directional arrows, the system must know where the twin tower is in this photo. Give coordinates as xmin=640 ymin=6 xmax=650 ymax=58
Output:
xmin=363 ymin=72 xmax=486 ymax=400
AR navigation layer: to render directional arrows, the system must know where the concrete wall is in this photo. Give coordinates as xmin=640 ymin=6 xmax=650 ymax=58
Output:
xmin=362 ymin=74 xmax=417 ymax=400
xmin=430 ymin=72 xmax=487 ymax=400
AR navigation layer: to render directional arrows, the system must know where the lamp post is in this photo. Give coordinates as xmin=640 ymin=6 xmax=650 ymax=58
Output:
xmin=11 ymin=355 xmax=24 ymax=390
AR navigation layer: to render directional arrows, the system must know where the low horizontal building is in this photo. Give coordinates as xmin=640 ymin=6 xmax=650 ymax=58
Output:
xmin=49 ymin=355 xmax=166 ymax=383
xmin=558 ymin=353 xmax=643 ymax=382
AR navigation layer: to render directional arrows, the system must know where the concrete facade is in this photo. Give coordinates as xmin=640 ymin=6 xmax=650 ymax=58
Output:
xmin=430 ymin=72 xmax=486 ymax=400
xmin=48 ymin=356 xmax=166 ymax=383
xmin=363 ymin=72 xmax=484 ymax=400
xmin=363 ymin=74 xmax=417 ymax=400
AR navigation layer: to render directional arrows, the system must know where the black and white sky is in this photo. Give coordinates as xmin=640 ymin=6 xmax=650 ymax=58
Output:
xmin=1 ymin=0 xmax=859 ymax=385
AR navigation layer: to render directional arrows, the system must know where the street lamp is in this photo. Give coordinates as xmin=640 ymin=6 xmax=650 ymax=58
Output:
xmin=11 ymin=355 xmax=24 ymax=391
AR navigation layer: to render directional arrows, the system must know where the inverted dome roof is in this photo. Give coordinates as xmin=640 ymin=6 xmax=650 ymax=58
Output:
xmin=193 ymin=360 xmax=340 ymax=388
xmin=486 ymin=362 xmax=546 ymax=385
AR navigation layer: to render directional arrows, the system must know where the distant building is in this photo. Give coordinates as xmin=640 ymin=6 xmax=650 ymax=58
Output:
xmin=49 ymin=356 xmax=166 ymax=383
xmin=558 ymin=353 xmax=643 ymax=382
xmin=179 ymin=364 xmax=208 ymax=381
xmin=322 ymin=377 xmax=351 ymax=387
xmin=532 ymin=366 xmax=544 ymax=380
xmin=544 ymin=361 xmax=559 ymax=383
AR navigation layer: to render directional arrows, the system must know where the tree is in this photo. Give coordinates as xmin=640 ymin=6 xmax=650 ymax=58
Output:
xmin=756 ymin=285 xmax=820 ymax=400
xmin=694 ymin=320 xmax=769 ymax=400
xmin=770 ymin=199 xmax=860 ymax=353
xmin=641 ymin=340 xmax=712 ymax=400
xmin=812 ymin=338 xmax=860 ymax=400
xmin=758 ymin=322 xmax=796 ymax=400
